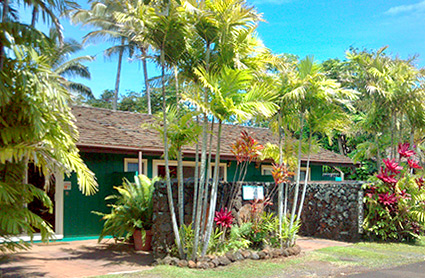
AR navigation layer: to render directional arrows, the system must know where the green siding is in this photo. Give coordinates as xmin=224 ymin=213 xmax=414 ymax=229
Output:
xmin=64 ymin=152 xmax=333 ymax=238
xmin=64 ymin=153 xmax=137 ymax=237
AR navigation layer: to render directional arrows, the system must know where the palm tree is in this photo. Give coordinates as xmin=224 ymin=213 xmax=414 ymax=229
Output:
xmin=69 ymin=0 xmax=139 ymax=111
xmin=45 ymin=29 xmax=94 ymax=98
xmin=145 ymin=0 xmax=189 ymax=258
xmin=282 ymin=56 xmax=356 ymax=245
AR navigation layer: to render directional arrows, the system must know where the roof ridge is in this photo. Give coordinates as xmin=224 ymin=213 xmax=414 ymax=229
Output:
xmin=72 ymin=105 xmax=153 ymax=117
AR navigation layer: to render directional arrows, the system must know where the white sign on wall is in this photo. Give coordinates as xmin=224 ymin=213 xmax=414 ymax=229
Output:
xmin=242 ymin=185 xmax=264 ymax=200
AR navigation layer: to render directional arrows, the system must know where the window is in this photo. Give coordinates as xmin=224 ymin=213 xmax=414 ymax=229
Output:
xmin=261 ymin=165 xmax=273 ymax=176
xmin=124 ymin=158 xmax=148 ymax=175
xmin=152 ymin=160 xmax=227 ymax=181
xmin=261 ymin=164 xmax=310 ymax=181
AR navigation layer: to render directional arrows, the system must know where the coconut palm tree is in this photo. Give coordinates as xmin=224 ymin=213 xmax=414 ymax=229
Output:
xmin=69 ymin=0 xmax=141 ymax=111
xmin=45 ymin=28 xmax=94 ymax=98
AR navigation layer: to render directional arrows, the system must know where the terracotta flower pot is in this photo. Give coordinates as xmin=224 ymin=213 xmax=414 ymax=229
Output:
xmin=133 ymin=229 xmax=153 ymax=251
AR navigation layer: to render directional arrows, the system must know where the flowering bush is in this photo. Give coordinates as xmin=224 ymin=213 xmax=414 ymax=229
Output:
xmin=363 ymin=143 xmax=425 ymax=241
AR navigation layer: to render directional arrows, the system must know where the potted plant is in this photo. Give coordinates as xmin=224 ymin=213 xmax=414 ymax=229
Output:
xmin=93 ymin=175 xmax=158 ymax=251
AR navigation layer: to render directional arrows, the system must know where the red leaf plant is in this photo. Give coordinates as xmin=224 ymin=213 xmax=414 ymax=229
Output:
xmin=399 ymin=189 xmax=411 ymax=200
xmin=383 ymin=158 xmax=403 ymax=174
xmin=231 ymin=131 xmax=264 ymax=164
xmin=378 ymin=192 xmax=398 ymax=206
xmin=398 ymin=143 xmax=416 ymax=158
xmin=376 ymin=167 xmax=398 ymax=185
xmin=271 ymin=163 xmax=294 ymax=184
xmin=214 ymin=207 xmax=234 ymax=228
xmin=408 ymin=159 xmax=422 ymax=170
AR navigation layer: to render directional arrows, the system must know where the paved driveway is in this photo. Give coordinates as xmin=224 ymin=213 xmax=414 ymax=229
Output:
xmin=0 ymin=239 xmax=153 ymax=278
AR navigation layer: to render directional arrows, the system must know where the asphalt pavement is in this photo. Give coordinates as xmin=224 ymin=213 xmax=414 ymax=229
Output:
xmin=346 ymin=261 xmax=425 ymax=278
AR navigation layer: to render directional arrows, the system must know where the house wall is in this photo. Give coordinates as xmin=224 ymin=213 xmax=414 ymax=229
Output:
xmin=64 ymin=151 xmax=334 ymax=237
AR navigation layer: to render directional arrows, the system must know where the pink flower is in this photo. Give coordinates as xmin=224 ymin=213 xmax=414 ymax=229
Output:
xmin=408 ymin=159 xmax=422 ymax=169
xmin=398 ymin=143 xmax=416 ymax=158
xmin=376 ymin=167 xmax=398 ymax=184
xmin=214 ymin=208 xmax=234 ymax=228
xmin=399 ymin=189 xmax=411 ymax=200
xmin=383 ymin=158 xmax=403 ymax=174
xmin=378 ymin=192 xmax=398 ymax=206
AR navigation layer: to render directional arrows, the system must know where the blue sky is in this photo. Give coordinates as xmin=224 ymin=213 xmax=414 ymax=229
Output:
xmin=25 ymin=0 xmax=425 ymax=98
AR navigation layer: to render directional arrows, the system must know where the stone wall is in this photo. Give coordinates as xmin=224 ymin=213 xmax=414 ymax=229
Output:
xmin=151 ymin=180 xmax=364 ymax=258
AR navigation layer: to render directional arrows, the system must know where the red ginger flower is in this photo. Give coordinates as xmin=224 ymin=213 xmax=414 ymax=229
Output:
xmin=378 ymin=192 xmax=398 ymax=206
xmin=398 ymin=143 xmax=416 ymax=158
xmin=214 ymin=207 xmax=234 ymax=228
xmin=376 ymin=167 xmax=398 ymax=185
xmin=383 ymin=158 xmax=403 ymax=174
xmin=408 ymin=159 xmax=422 ymax=169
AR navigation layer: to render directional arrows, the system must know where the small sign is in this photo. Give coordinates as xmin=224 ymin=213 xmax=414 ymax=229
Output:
xmin=242 ymin=185 xmax=264 ymax=200
xmin=64 ymin=181 xmax=72 ymax=190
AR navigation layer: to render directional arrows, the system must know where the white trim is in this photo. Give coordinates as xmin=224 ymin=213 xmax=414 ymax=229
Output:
xmin=54 ymin=169 xmax=64 ymax=235
xmin=261 ymin=165 xmax=311 ymax=181
xmin=124 ymin=158 xmax=148 ymax=174
xmin=0 ymin=234 xmax=63 ymax=243
xmin=152 ymin=159 xmax=227 ymax=181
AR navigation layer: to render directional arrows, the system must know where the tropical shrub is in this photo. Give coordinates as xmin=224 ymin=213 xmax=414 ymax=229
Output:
xmin=93 ymin=175 xmax=158 ymax=242
xmin=363 ymin=143 xmax=425 ymax=241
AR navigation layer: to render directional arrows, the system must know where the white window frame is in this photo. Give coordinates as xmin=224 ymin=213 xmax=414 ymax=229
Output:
xmin=261 ymin=165 xmax=310 ymax=181
xmin=124 ymin=158 xmax=148 ymax=175
xmin=261 ymin=165 xmax=274 ymax=176
xmin=152 ymin=159 xmax=227 ymax=181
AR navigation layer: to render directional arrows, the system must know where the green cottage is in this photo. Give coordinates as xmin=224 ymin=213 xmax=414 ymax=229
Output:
xmin=35 ymin=106 xmax=355 ymax=240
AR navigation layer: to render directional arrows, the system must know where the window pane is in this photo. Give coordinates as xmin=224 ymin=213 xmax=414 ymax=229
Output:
xmin=127 ymin=162 xmax=139 ymax=172
xmin=262 ymin=168 xmax=272 ymax=175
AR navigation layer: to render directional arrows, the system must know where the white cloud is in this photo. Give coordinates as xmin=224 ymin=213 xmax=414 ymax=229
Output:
xmin=385 ymin=1 xmax=425 ymax=16
xmin=251 ymin=0 xmax=294 ymax=5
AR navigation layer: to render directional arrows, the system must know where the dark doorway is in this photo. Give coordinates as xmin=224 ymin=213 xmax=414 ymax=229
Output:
xmin=27 ymin=164 xmax=55 ymax=232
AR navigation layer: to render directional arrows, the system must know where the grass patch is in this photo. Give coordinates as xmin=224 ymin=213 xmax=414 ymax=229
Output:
xmin=95 ymin=240 xmax=425 ymax=278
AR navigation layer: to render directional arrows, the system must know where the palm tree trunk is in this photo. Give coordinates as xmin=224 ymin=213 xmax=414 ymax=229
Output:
xmin=410 ymin=125 xmax=414 ymax=148
xmin=201 ymin=119 xmax=214 ymax=234
xmin=31 ymin=7 xmax=38 ymax=27
xmin=376 ymin=134 xmax=381 ymax=171
xmin=192 ymin=111 xmax=208 ymax=260
xmin=113 ymin=38 xmax=125 ymax=111
xmin=288 ymin=112 xmax=304 ymax=246
xmin=277 ymin=112 xmax=284 ymax=246
xmin=160 ymin=50 xmax=183 ymax=258
xmin=177 ymin=147 xmax=184 ymax=227
xmin=192 ymin=114 xmax=201 ymax=224
xmin=0 ymin=0 xmax=10 ymax=71
xmin=192 ymin=43 xmax=211 ymax=260
xmin=174 ymin=66 xmax=179 ymax=104
xmin=201 ymin=119 xmax=222 ymax=257
xmin=141 ymin=47 xmax=151 ymax=114
xmin=296 ymin=134 xmax=311 ymax=224
xmin=283 ymin=125 xmax=288 ymax=220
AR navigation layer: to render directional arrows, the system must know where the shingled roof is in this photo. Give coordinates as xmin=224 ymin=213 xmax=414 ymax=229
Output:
xmin=72 ymin=105 xmax=354 ymax=166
